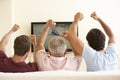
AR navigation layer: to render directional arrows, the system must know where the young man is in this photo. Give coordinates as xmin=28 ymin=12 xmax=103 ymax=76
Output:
xmin=0 ymin=24 xmax=38 ymax=72
xmin=62 ymin=12 xmax=118 ymax=71
xmin=35 ymin=19 xmax=83 ymax=71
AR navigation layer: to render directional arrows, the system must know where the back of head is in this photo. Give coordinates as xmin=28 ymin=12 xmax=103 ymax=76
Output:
xmin=14 ymin=35 xmax=31 ymax=56
xmin=86 ymin=28 xmax=105 ymax=51
xmin=48 ymin=36 xmax=66 ymax=57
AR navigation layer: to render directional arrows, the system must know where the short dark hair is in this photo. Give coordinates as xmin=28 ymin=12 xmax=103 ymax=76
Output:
xmin=86 ymin=28 xmax=105 ymax=51
xmin=14 ymin=35 xmax=31 ymax=56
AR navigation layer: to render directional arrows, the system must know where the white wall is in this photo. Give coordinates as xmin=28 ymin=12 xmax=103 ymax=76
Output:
xmin=0 ymin=0 xmax=120 ymax=71
xmin=0 ymin=0 xmax=14 ymax=56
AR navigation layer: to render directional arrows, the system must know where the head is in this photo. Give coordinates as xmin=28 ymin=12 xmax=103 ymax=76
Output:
xmin=14 ymin=35 xmax=31 ymax=56
xmin=48 ymin=36 xmax=67 ymax=57
xmin=86 ymin=28 xmax=105 ymax=51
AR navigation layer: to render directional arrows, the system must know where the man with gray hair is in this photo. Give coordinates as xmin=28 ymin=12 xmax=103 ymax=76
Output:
xmin=35 ymin=16 xmax=83 ymax=71
xmin=48 ymin=36 xmax=66 ymax=57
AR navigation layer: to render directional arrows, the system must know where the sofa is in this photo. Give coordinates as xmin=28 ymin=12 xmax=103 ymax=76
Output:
xmin=0 ymin=70 xmax=120 ymax=80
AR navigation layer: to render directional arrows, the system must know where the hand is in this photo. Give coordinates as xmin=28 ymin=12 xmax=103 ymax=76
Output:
xmin=91 ymin=12 xmax=99 ymax=20
xmin=61 ymin=31 xmax=68 ymax=39
xmin=29 ymin=35 xmax=37 ymax=45
xmin=11 ymin=24 xmax=20 ymax=32
xmin=74 ymin=12 xmax=84 ymax=22
xmin=61 ymin=31 xmax=73 ymax=40
xmin=46 ymin=19 xmax=56 ymax=28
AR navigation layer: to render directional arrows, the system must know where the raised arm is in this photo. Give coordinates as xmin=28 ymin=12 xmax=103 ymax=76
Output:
xmin=30 ymin=35 xmax=37 ymax=52
xmin=62 ymin=12 xmax=84 ymax=56
xmin=36 ymin=19 xmax=56 ymax=51
xmin=29 ymin=35 xmax=37 ymax=62
xmin=0 ymin=24 xmax=20 ymax=52
xmin=91 ymin=12 xmax=115 ymax=44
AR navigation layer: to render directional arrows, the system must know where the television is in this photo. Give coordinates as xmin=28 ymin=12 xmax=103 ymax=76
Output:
xmin=31 ymin=22 xmax=78 ymax=52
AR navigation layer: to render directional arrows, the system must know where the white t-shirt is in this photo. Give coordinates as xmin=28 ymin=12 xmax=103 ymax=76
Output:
xmin=82 ymin=43 xmax=118 ymax=71
xmin=36 ymin=50 xmax=82 ymax=71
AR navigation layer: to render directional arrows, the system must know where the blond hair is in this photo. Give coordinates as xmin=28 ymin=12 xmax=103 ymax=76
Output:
xmin=48 ymin=36 xmax=66 ymax=57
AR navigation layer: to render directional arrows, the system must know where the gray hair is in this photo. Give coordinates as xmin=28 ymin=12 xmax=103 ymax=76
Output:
xmin=48 ymin=36 xmax=66 ymax=57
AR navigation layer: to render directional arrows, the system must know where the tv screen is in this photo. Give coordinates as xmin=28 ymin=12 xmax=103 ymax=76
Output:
xmin=31 ymin=22 xmax=78 ymax=52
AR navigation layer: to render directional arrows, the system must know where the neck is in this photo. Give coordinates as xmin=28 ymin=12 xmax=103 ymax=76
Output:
xmin=98 ymin=50 xmax=105 ymax=53
xmin=12 ymin=55 xmax=25 ymax=63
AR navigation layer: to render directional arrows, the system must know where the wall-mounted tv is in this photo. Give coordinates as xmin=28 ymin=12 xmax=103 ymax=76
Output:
xmin=31 ymin=22 xmax=78 ymax=52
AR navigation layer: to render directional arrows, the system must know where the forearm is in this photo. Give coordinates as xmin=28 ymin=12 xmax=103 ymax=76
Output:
xmin=2 ymin=29 xmax=14 ymax=44
xmin=0 ymin=31 xmax=13 ymax=51
xmin=68 ymin=14 xmax=83 ymax=56
xmin=68 ymin=22 xmax=78 ymax=36
xmin=33 ymin=43 xmax=37 ymax=52
xmin=68 ymin=34 xmax=84 ymax=56
xmin=37 ymin=25 xmax=50 ymax=50
xmin=97 ymin=18 xmax=115 ymax=43
xmin=34 ymin=26 xmax=50 ymax=61
xmin=33 ymin=42 xmax=37 ymax=63
xmin=68 ymin=22 xmax=80 ymax=55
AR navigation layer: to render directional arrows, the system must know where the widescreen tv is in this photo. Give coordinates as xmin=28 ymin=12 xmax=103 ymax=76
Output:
xmin=31 ymin=22 xmax=78 ymax=52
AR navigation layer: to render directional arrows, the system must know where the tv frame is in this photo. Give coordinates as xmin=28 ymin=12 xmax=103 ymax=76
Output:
xmin=31 ymin=22 xmax=78 ymax=52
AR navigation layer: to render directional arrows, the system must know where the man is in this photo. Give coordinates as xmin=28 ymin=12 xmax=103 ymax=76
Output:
xmin=35 ymin=19 xmax=82 ymax=71
xmin=0 ymin=24 xmax=38 ymax=72
xmin=62 ymin=12 xmax=118 ymax=71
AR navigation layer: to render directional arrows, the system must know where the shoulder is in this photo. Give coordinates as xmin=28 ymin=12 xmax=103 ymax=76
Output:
xmin=27 ymin=62 xmax=38 ymax=67
xmin=82 ymin=44 xmax=96 ymax=57
xmin=66 ymin=55 xmax=82 ymax=63
xmin=25 ymin=62 xmax=38 ymax=71
xmin=0 ymin=50 xmax=7 ymax=58
xmin=74 ymin=56 xmax=82 ymax=62
xmin=108 ymin=43 xmax=116 ymax=48
xmin=106 ymin=43 xmax=118 ymax=56
xmin=36 ymin=50 xmax=47 ymax=56
xmin=36 ymin=49 xmax=50 ymax=60
xmin=107 ymin=43 xmax=118 ymax=53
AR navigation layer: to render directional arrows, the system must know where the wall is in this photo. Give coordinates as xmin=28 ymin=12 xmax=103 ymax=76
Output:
xmin=0 ymin=0 xmax=120 ymax=71
xmin=0 ymin=0 xmax=14 ymax=56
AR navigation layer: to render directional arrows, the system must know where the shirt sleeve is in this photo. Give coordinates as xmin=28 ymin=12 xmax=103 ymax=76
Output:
xmin=106 ymin=43 xmax=118 ymax=59
xmin=82 ymin=45 xmax=96 ymax=63
xmin=74 ymin=55 xmax=82 ymax=62
xmin=0 ymin=50 xmax=7 ymax=58
xmin=36 ymin=50 xmax=48 ymax=59
xmin=27 ymin=62 xmax=38 ymax=71
xmin=36 ymin=50 xmax=48 ymax=63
